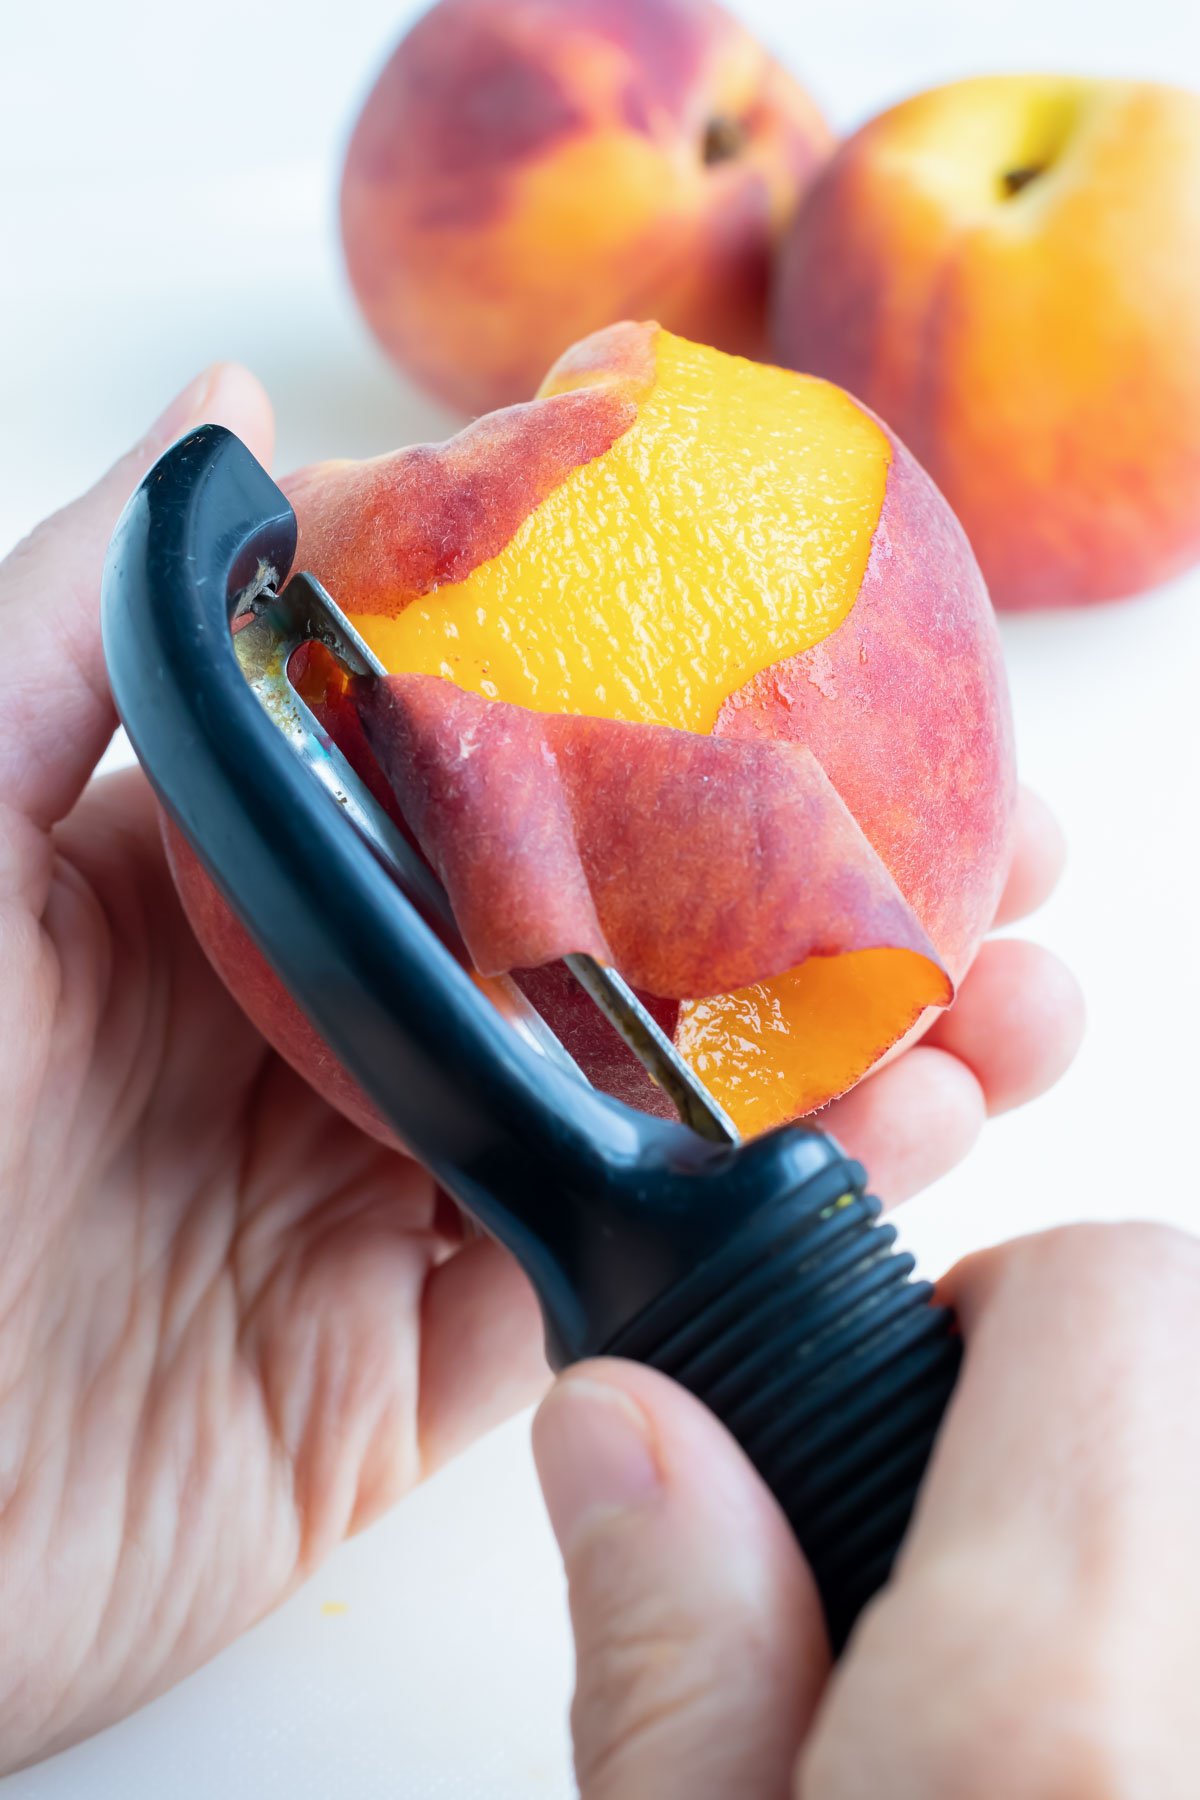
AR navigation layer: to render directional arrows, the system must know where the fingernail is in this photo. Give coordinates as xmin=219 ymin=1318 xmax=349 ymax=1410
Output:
xmin=534 ymin=1375 xmax=661 ymax=1554
xmin=149 ymin=364 xmax=221 ymax=448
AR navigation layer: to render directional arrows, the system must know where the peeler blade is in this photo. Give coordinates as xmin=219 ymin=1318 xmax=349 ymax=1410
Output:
xmin=234 ymin=569 xmax=739 ymax=1146
xmin=232 ymin=582 xmax=581 ymax=1075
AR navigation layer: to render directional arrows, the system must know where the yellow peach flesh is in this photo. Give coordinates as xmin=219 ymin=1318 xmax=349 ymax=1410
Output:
xmin=354 ymin=332 xmax=889 ymax=734
xmin=677 ymin=948 xmax=939 ymax=1136
xmin=349 ymin=331 xmax=938 ymax=1134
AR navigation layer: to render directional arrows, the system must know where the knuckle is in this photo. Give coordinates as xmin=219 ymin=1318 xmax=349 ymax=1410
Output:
xmin=960 ymin=1221 xmax=1200 ymax=1332
xmin=0 ymin=514 xmax=61 ymax=592
xmin=805 ymin=1575 xmax=1140 ymax=1800
xmin=568 ymin=1534 xmax=750 ymax=1797
xmin=571 ymin=1586 xmax=720 ymax=1752
xmin=571 ymin=1626 xmax=721 ymax=1798
xmin=878 ymin=1728 xmax=1133 ymax=1800
xmin=1039 ymin=1222 xmax=1200 ymax=1343
xmin=1031 ymin=1220 xmax=1200 ymax=1284
xmin=929 ymin=1709 xmax=1134 ymax=1800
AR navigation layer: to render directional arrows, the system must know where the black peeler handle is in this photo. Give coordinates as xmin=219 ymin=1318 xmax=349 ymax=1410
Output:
xmin=102 ymin=425 xmax=960 ymax=1650
xmin=603 ymin=1166 xmax=959 ymax=1649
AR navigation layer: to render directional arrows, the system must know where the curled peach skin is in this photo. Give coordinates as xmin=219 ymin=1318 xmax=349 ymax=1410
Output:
xmin=355 ymin=673 xmax=952 ymax=1002
xmin=265 ymin=323 xmax=1016 ymax=1136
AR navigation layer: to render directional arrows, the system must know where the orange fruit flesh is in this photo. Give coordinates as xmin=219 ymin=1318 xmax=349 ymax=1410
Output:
xmin=352 ymin=333 xmax=927 ymax=1132
xmin=676 ymin=948 xmax=939 ymax=1137
xmin=358 ymin=333 xmax=886 ymax=733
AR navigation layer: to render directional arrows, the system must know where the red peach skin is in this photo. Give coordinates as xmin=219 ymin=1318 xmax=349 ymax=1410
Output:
xmin=341 ymin=0 xmax=832 ymax=413
xmin=717 ymin=421 xmax=1015 ymax=981
xmin=356 ymin=672 xmax=952 ymax=1001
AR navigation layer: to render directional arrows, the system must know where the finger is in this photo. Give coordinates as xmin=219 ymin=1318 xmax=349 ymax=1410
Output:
xmin=923 ymin=938 xmax=1085 ymax=1115
xmin=535 ymin=1360 xmax=828 ymax=1800
xmin=925 ymin=1222 xmax=1200 ymax=1580
xmin=0 ymin=364 xmax=274 ymax=836
xmin=994 ymin=786 xmax=1067 ymax=927
xmin=819 ymin=1046 xmax=986 ymax=1205
xmin=820 ymin=943 xmax=1081 ymax=1205
xmin=800 ymin=1225 xmax=1200 ymax=1799
xmin=417 ymin=1236 xmax=550 ymax=1474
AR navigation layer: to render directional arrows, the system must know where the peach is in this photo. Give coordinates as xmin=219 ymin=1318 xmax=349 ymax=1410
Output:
xmin=340 ymin=0 xmax=830 ymax=416
xmin=772 ymin=76 xmax=1200 ymax=610
xmin=181 ymin=322 xmax=1010 ymax=1141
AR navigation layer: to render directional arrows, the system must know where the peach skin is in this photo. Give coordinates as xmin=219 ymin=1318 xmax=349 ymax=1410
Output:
xmin=340 ymin=0 xmax=831 ymax=415
xmin=355 ymin=674 xmax=952 ymax=1003
xmin=773 ymin=76 xmax=1200 ymax=610
xmin=240 ymin=323 xmax=1014 ymax=1137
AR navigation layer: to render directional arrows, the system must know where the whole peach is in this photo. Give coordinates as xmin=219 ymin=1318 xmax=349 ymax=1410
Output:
xmin=170 ymin=324 xmax=1013 ymax=1140
xmin=773 ymin=76 xmax=1200 ymax=609
xmin=341 ymin=0 xmax=830 ymax=415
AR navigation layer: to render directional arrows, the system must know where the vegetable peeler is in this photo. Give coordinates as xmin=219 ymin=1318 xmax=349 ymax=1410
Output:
xmin=101 ymin=423 xmax=961 ymax=1651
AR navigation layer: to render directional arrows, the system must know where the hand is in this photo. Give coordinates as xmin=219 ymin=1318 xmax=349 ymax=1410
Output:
xmin=0 ymin=371 xmax=1080 ymax=1772
xmin=535 ymin=1223 xmax=1199 ymax=1798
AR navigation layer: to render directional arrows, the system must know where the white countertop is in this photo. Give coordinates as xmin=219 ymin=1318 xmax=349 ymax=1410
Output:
xmin=3 ymin=0 xmax=1199 ymax=1792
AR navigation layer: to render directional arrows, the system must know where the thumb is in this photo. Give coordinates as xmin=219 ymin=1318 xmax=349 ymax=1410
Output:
xmin=0 ymin=363 xmax=275 ymax=838
xmin=533 ymin=1361 xmax=830 ymax=1800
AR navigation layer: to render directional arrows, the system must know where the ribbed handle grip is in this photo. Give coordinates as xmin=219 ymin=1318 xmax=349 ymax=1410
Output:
xmin=603 ymin=1170 xmax=960 ymax=1650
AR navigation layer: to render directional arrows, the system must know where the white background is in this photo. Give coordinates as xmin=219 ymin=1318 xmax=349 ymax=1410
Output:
xmin=2 ymin=0 xmax=1199 ymax=1793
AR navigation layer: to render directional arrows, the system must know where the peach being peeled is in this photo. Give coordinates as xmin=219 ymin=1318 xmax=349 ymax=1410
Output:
xmin=773 ymin=76 xmax=1200 ymax=610
xmin=340 ymin=0 xmax=831 ymax=415
xmin=172 ymin=325 xmax=1015 ymax=1141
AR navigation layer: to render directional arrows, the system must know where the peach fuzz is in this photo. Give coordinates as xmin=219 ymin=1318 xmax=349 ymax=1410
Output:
xmin=229 ymin=323 xmax=1014 ymax=1138
xmin=773 ymin=76 xmax=1200 ymax=610
xmin=341 ymin=0 xmax=831 ymax=415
